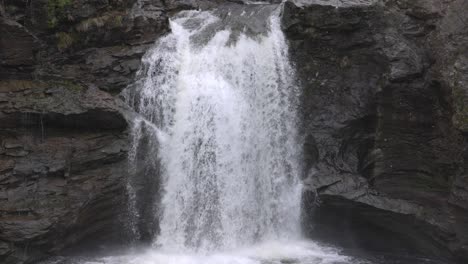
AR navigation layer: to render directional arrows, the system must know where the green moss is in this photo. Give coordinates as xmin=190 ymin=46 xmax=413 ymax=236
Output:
xmin=76 ymin=16 xmax=105 ymax=32
xmin=76 ymin=13 xmax=125 ymax=32
xmin=47 ymin=0 xmax=72 ymax=29
xmin=48 ymin=80 xmax=85 ymax=93
xmin=452 ymin=85 xmax=468 ymax=131
xmin=56 ymin=32 xmax=74 ymax=50
xmin=59 ymin=80 xmax=84 ymax=92
xmin=112 ymin=15 xmax=123 ymax=27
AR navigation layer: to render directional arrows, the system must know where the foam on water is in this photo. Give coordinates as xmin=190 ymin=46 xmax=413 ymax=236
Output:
xmin=82 ymin=240 xmax=352 ymax=264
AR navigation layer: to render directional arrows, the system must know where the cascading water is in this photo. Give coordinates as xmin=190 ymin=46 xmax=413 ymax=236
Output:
xmin=127 ymin=4 xmax=304 ymax=252
xmin=49 ymin=3 xmax=362 ymax=264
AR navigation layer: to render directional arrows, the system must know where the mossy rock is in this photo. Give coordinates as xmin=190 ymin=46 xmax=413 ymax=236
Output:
xmin=55 ymin=32 xmax=75 ymax=50
xmin=450 ymin=57 xmax=468 ymax=132
xmin=75 ymin=12 xmax=126 ymax=32
xmin=47 ymin=0 xmax=72 ymax=29
xmin=49 ymin=80 xmax=86 ymax=93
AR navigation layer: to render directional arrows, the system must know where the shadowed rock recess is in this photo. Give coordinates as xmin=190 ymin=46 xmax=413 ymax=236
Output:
xmin=0 ymin=0 xmax=467 ymax=263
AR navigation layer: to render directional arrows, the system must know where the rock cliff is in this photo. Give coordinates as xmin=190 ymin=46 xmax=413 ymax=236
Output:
xmin=282 ymin=0 xmax=468 ymax=263
xmin=0 ymin=1 xmax=166 ymax=262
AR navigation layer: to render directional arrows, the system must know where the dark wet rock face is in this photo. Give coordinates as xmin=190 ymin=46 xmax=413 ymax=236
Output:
xmin=1 ymin=0 xmax=170 ymax=93
xmin=0 ymin=80 xmax=130 ymax=264
xmin=0 ymin=0 xmax=169 ymax=262
xmin=282 ymin=0 xmax=468 ymax=263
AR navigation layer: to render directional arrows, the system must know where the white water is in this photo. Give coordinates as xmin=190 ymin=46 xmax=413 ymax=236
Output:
xmin=130 ymin=6 xmax=303 ymax=252
xmin=84 ymin=240 xmax=351 ymax=264
xmin=67 ymin=4 xmax=359 ymax=264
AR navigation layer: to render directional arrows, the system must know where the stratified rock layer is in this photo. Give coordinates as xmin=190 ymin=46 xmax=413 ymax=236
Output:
xmin=0 ymin=0 xmax=167 ymax=262
xmin=282 ymin=0 xmax=468 ymax=262
xmin=0 ymin=78 xmax=130 ymax=263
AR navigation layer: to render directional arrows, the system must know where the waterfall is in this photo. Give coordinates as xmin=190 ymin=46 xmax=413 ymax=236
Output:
xmin=38 ymin=3 xmax=356 ymax=264
xmin=126 ymin=4 xmax=303 ymax=252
